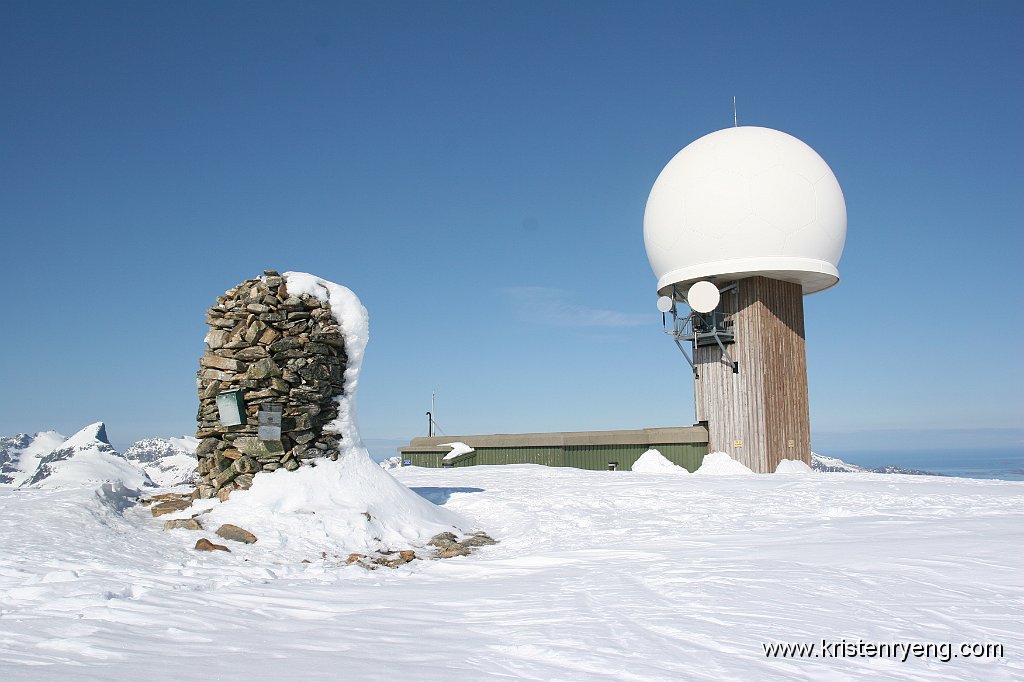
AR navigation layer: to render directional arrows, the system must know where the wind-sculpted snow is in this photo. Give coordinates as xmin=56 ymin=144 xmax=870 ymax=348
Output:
xmin=0 ymin=465 xmax=1020 ymax=680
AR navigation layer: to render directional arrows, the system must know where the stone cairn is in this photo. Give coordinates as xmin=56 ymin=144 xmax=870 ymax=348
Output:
xmin=195 ymin=270 xmax=346 ymax=500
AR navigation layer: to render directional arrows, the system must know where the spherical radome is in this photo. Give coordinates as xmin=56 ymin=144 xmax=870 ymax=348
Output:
xmin=643 ymin=126 xmax=846 ymax=296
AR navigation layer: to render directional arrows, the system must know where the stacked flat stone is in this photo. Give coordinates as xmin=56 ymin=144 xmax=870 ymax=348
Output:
xmin=195 ymin=270 xmax=346 ymax=500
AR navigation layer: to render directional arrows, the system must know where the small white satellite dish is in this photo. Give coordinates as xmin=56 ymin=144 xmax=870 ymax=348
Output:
xmin=687 ymin=281 xmax=720 ymax=313
xmin=656 ymin=296 xmax=674 ymax=313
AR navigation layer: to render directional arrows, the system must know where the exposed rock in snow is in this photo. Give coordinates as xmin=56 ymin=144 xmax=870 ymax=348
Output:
xmin=631 ymin=448 xmax=689 ymax=473
xmin=21 ymin=422 xmax=153 ymax=491
xmin=0 ymin=431 xmax=65 ymax=486
xmin=694 ymin=451 xmax=754 ymax=475
xmin=215 ymin=523 xmax=257 ymax=545
xmin=775 ymin=458 xmax=814 ymax=474
xmin=123 ymin=437 xmax=199 ymax=487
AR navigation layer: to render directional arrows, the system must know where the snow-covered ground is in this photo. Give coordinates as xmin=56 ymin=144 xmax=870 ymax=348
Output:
xmin=1 ymin=463 xmax=1021 ymax=681
xmin=3 ymin=274 xmax=1019 ymax=679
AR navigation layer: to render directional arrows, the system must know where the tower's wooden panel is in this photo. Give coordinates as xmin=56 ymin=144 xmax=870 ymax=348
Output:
xmin=693 ymin=276 xmax=810 ymax=472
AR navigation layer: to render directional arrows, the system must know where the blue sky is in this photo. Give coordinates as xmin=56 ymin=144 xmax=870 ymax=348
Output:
xmin=2 ymin=1 xmax=1021 ymax=455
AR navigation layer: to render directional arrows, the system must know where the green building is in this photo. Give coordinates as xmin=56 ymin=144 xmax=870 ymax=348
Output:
xmin=398 ymin=426 xmax=709 ymax=472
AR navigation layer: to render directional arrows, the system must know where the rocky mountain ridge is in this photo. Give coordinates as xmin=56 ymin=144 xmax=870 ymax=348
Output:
xmin=124 ymin=437 xmax=200 ymax=486
xmin=22 ymin=422 xmax=153 ymax=489
xmin=1 ymin=425 xmax=199 ymax=489
xmin=810 ymin=452 xmax=939 ymax=476
xmin=0 ymin=431 xmax=67 ymax=486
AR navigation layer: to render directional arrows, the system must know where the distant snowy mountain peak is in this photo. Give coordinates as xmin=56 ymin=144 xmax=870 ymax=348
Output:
xmin=124 ymin=437 xmax=198 ymax=464
xmin=169 ymin=436 xmax=200 ymax=453
xmin=810 ymin=452 xmax=940 ymax=476
xmin=0 ymin=431 xmax=66 ymax=487
xmin=0 ymin=434 xmax=34 ymax=485
xmin=62 ymin=421 xmax=112 ymax=450
xmin=123 ymin=437 xmax=199 ymax=487
xmin=811 ymin=452 xmax=865 ymax=473
xmin=22 ymin=422 xmax=153 ymax=490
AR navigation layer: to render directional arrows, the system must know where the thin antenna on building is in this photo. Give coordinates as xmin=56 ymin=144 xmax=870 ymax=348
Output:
xmin=733 ymin=96 xmax=738 ymax=127
xmin=426 ymin=391 xmax=437 ymax=437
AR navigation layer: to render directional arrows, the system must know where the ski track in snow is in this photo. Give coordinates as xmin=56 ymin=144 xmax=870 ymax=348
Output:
xmin=1 ymin=466 xmax=1022 ymax=681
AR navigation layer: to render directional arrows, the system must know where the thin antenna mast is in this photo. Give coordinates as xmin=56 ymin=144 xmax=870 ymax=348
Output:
xmin=733 ymin=96 xmax=738 ymax=127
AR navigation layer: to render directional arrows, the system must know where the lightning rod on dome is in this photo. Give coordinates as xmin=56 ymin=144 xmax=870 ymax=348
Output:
xmin=733 ymin=96 xmax=737 ymax=127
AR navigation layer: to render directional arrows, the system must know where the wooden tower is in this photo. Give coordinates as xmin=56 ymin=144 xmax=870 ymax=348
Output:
xmin=692 ymin=276 xmax=810 ymax=472
xmin=644 ymin=126 xmax=846 ymax=473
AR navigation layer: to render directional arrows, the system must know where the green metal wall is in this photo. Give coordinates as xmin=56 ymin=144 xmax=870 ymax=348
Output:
xmin=403 ymin=451 xmax=444 ymax=468
xmin=473 ymin=447 xmax=562 ymax=467
xmin=401 ymin=441 xmax=707 ymax=472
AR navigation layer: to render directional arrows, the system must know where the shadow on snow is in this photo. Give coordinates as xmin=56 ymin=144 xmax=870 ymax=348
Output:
xmin=410 ymin=486 xmax=485 ymax=505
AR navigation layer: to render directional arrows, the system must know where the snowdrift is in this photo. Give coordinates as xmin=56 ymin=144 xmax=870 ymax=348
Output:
xmin=775 ymin=458 xmax=813 ymax=474
xmin=441 ymin=442 xmax=475 ymax=461
xmin=693 ymin=451 xmax=754 ymax=475
xmin=631 ymin=448 xmax=689 ymax=473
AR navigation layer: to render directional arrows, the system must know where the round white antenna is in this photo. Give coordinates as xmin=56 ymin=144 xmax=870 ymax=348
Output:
xmin=656 ymin=296 xmax=674 ymax=313
xmin=687 ymin=281 xmax=720 ymax=313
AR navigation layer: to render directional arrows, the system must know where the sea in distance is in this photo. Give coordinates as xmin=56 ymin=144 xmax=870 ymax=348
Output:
xmin=837 ymin=447 xmax=1024 ymax=481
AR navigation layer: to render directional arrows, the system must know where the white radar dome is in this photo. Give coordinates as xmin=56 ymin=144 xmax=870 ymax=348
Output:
xmin=644 ymin=126 xmax=846 ymax=296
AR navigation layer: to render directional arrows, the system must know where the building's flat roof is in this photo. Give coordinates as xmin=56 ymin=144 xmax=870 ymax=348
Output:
xmin=400 ymin=425 xmax=709 ymax=452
